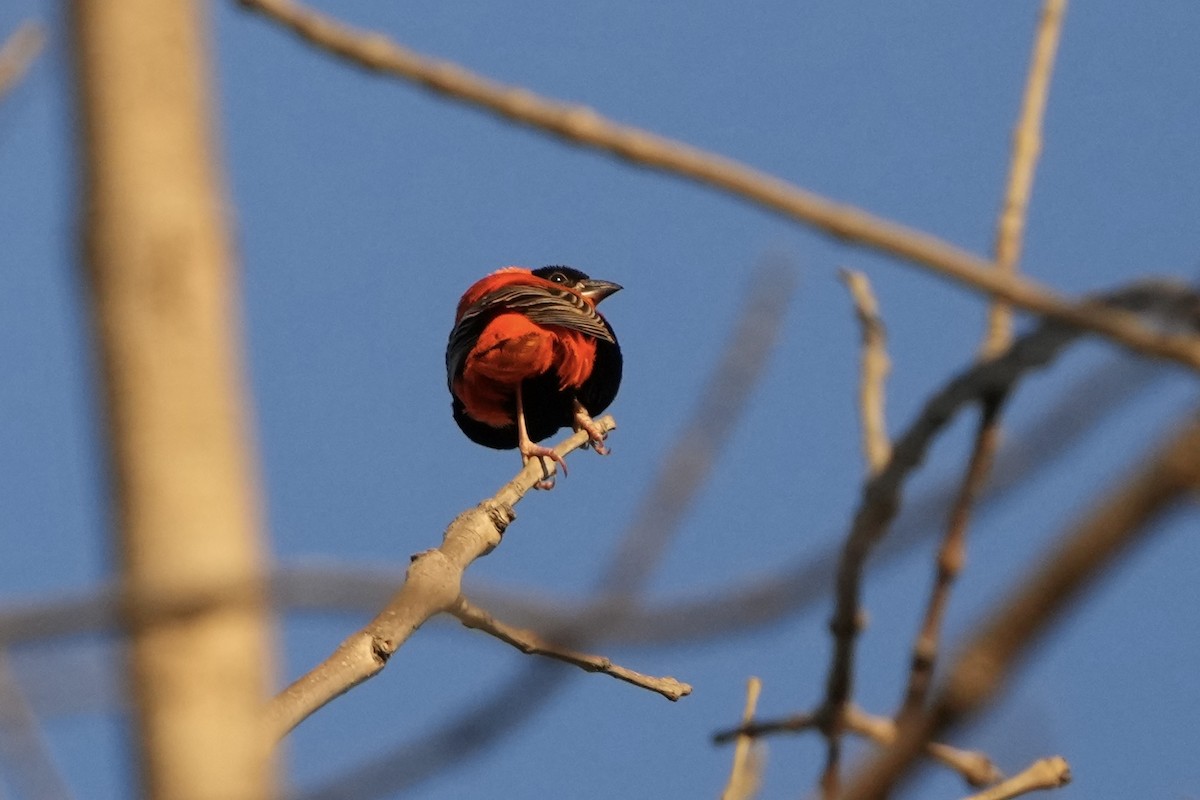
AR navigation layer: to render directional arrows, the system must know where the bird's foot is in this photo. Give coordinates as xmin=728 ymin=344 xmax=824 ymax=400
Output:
xmin=572 ymin=403 xmax=610 ymax=456
xmin=521 ymin=442 xmax=567 ymax=490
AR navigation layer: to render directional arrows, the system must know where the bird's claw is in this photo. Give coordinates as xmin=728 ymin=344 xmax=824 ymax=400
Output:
xmin=521 ymin=443 xmax=567 ymax=490
xmin=573 ymin=403 xmax=610 ymax=456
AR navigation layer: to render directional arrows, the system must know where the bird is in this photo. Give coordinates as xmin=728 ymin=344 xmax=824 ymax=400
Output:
xmin=447 ymin=265 xmax=623 ymax=488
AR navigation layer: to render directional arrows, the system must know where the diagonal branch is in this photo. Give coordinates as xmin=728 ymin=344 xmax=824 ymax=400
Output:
xmin=265 ymin=417 xmax=615 ymax=740
xmin=447 ymin=596 xmax=690 ymax=701
xmin=236 ymin=0 xmax=1200 ymax=372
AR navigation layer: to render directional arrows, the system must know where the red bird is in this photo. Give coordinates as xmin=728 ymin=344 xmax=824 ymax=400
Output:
xmin=447 ymin=265 xmax=623 ymax=487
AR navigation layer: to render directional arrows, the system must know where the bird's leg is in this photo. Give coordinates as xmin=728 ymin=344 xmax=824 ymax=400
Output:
xmin=572 ymin=399 xmax=610 ymax=456
xmin=516 ymin=383 xmax=567 ymax=490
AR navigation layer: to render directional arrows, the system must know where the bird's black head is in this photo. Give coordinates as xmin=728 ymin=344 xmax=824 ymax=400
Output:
xmin=533 ymin=265 xmax=623 ymax=304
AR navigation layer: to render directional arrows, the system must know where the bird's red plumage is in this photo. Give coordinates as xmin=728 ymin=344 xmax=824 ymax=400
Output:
xmin=452 ymin=268 xmax=602 ymax=430
xmin=446 ymin=265 xmax=622 ymax=487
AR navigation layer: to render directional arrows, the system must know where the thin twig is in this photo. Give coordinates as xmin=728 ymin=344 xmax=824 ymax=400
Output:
xmin=843 ymin=410 xmax=1200 ymax=800
xmin=840 ymin=269 xmax=892 ymax=474
xmin=984 ymin=0 xmax=1067 ymax=358
xmin=962 ymin=757 xmax=1070 ymax=800
xmin=236 ymin=0 xmax=1200 ymax=372
xmin=265 ymin=418 xmax=616 ymax=740
xmin=448 ymin=596 xmax=690 ymax=701
xmin=720 ymin=678 xmax=764 ymax=800
xmin=900 ymin=0 xmax=1067 ymax=725
xmin=897 ymin=396 xmax=1005 ymax=720
xmin=0 ymin=22 xmax=44 ymax=103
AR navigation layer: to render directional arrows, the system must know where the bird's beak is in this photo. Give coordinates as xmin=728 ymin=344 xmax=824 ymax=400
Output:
xmin=580 ymin=279 xmax=623 ymax=303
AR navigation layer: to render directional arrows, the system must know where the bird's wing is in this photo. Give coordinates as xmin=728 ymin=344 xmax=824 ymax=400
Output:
xmin=446 ymin=284 xmax=614 ymax=386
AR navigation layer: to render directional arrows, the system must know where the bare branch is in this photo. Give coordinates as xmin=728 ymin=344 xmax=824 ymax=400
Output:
xmin=897 ymin=397 xmax=1005 ymax=720
xmin=843 ymin=410 xmax=1200 ymax=800
xmin=0 ymin=22 xmax=44 ymax=103
xmin=962 ymin=757 xmax=1070 ymax=800
xmin=840 ymin=269 xmax=892 ymax=474
xmin=448 ymin=596 xmax=690 ymax=701
xmin=265 ymin=418 xmax=615 ymax=740
xmin=984 ymin=0 xmax=1067 ymax=357
xmin=236 ymin=0 xmax=1200 ymax=371
xmin=720 ymin=678 xmax=765 ymax=800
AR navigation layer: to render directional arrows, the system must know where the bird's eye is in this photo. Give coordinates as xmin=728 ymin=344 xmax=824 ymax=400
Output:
xmin=549 ymin=272 xmax=568 ymax=284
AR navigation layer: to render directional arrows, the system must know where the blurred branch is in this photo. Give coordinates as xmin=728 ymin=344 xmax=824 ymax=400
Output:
xmin=0 ymin=654 xmax=74 ymax=800
xmin=0 ymin=22 xmax=43 ymax=103
xmin=266 ymin=417 xmax=615 ymax=739
xmin=720 ymin=677 xmax=764 ymax=800
xmin=236 ymin=0 xmax=1200 ymax=372
xmin=71 ymin=0 xmax=276 ymax=795
xmin=840 ymin=269 xmax=892 ymax=474
xmin=962 ymin=757 xmax=1070 ymax=800
xmin=448 ymin=596 xmax=690 ymax=701
xmin=843 ymin=410 xmax=1200 ymax=800
xmin=983 ymin=0 xmax=1066 ymax=358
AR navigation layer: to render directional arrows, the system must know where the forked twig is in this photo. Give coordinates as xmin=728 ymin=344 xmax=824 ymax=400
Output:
xmin=265 ymin=418 xmax=616 ymax=739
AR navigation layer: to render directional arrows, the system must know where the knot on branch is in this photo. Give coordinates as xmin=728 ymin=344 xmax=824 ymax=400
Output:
xmin=481 ymin=499 xmax=516 ymax=538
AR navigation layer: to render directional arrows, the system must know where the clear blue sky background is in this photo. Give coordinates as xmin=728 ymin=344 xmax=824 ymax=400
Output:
xmin=2 ymin=2 xmax=1198 ymax=798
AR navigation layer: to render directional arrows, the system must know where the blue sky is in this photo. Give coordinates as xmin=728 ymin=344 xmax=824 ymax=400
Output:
xmin=2 ymin=2 xmax=1198 ymax=798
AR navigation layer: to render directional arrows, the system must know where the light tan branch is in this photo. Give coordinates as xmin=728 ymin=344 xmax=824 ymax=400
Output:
xmin=237 ymin=0 xmax=1200 ymax=372
xmin=843 ymin=410 xmax=1200 ymax=800
xmin=73 ymin=0 xmax=277 ymax=795
xmin=0 ymin=22 xmax=43 ymax=102
xmin=448 ymin=595 xmax=690 ymax=701
xmin=962 ymin=757 xmax=1070 ymax=800
xmin=720 ymin=678 xmax=764 ymax=800
xmin=984 ymin=0 xmax=1067 ymax=357
xmin=265 ymin=417 xmax=616 ymax=740
xmin=840 ymin=269 xmax=892 ymax=474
